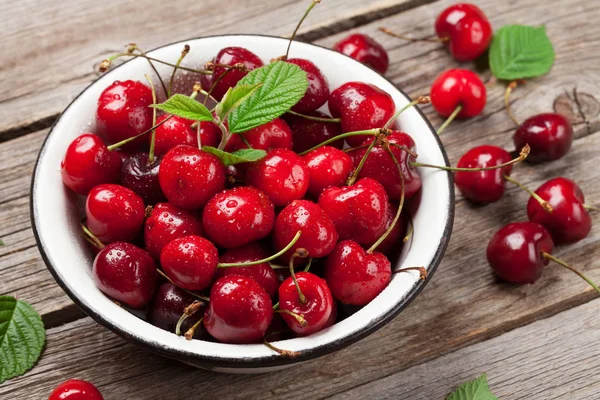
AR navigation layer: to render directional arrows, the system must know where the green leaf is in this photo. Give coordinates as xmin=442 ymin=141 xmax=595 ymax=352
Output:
xmin=489 ymin=24 xmax=555 ymax=80
xmin=446 ymin=374 xmax=498 ymax=400
xmin=0 ymin=296 xmax=46 ymax=384
xmin=202 ymin=146 xmax=267 ymax=166
xmin=150 ymin=94 xmax=214 ymax=122
xmin=216 ymin=83 xmax=263 ymax=120
xmin=228 ymin=61 xmax=308 ymax=133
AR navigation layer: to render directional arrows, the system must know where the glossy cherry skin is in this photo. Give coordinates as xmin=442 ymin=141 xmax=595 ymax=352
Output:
xmin=215 ymin=243 xmax=279 ymax=298
xmin=434 ymin=3 xmax=493 ymax=61
xmin=158 ymin=145 xmax=226 ymax=210
xmin=160 ymin=235 xmax=218 ymax=291
xmin=329 ymin=82 xmax=395 ymax=147
xmin=85 ymin=184 xmax=145 ymax=243
xmin=225 ymin=118 xmax=293 ymax=152
xmin=430 ymin=69 xmax=486 ymax=118
xmin=202 ymin=186 xmax=275 ymax=248
xmin=201 ymin=47 xmax=264 ymax=100
xmin=303 ymin=146 xmax=353 ymax=198
xmin=148 ymin=282 xmax=206 ymax=338
xmin=527 ymin=177 xmax=591 ymax=244
xmin=454 ymin=145 xmax=513 ymax=204
xmin=368 ymin=202 xmax=408 ymax=255
xmin=144 ymin=203 xmax=204 ymax=259
xmin=319 ymin=178 xmax=389 ymax=245
xmin=332 ymin=33 xmax=389 ymax=74
xmin=96 ymin=80 xmax=153 ymax=149
xmin=61 ymin=134 xmax=122 ymax=195
xmin=325 ymin=240 xmax=392 ymax=305
xmin=514 ymin=113 xmax=573 ymax=163
xmin=287 ymin=58 xmax=330 ymax=113
xmin=92 ymin=242 xmax=157 ymax=308
xmin=279 ymin=272 xmax=334 ymax=336
xmin=285 ymin=111 xmax=344 ymax=153
xmin=49 ymin=379 xmax=104 ymax=400
xmin=204 ymin=275 xmax=273 ymax=344
xmin=153 ymin=115 xmax=221 ymax=156
xmin=120 ymin=152 xmax=166 ymax=205
xmin=487 ymin=222 xmax=554 ymax=284
xmin=246 ymin=148 xmax=310 ymax=207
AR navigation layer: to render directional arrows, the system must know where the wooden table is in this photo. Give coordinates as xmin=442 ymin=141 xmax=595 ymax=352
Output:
xmin=1 ymin=0 xmax=600 ymax=398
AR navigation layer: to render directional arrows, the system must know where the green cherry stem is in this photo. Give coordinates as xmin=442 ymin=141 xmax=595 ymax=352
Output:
xmin=542 ymin=252 xmax=600 ymax=295
xmin=303 ymin=257 xmax=313 ymax=273
xmin=403 ymin=217 xmax=414 ymax=243
xmin=285 ymin=0 xmax=321 ymax=59
xmin=584 ymin=204 xmax=600 ymax=212
xmin=275 ymin=309 xmax=308 ymax=327
xmin=379 ymin=27 xmax=449 ymax=43
xmin=298 ymin=128 xmax=381 ymax=156
xmin=184 ymin=317 xmax=204 ymax=340
xmin=504 ymin=80 xmax=524 ymax=127
xmin=129 ymin=45 xmax=168 ymax=98
xmin=383 ymin=96 xmax=431 ymax=129
xmin=286 ymin=110 xmax=341 ymax=123
xmin=217 ymin=231 xmax=303 ymax=268
xmin=168 ymin=44 xmax=190 ymax=98
xmin=240 ymin=134 xmax=252 ymax=149
xmin=81 ymin=223 xmax=105 ymax=249
xmin=411 ymin=144 xmax=530 ymax=171
xmin=289 ymin=248 xmax=309 ymax=304
xmin=503 ymin=174 xmax=553 ymax=213
xmin=155 ymin=268 xmax=210 ymax=302
xmin=145 ymin=74 xmax=158 ymax=164
xmin=101 ymin=52 xmax=212 ymax=75
xmin=437 ymin=104 xmax=463 ymax=135
xmin=346 ymin=139 xmax=377 ymax=186
xmin=263 ymin=338 xmax=301 ymax=358
xmin=175 ymin=300 xmax=203 ymax=336
xmin=393 ymin=266 xmax=428 ymax=280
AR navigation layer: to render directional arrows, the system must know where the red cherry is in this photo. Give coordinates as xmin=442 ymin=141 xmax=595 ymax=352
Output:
xmin=487 ymin=222 xmax=554 ymax=284
xmin=160 ymin=235 xmax=218 ymax=291
xmin=287 ymin=58 xmax=330 ymax=113
xmin=96 ymin=80 xmax=153 ymax=149
xmin=368 ymin=202 xmax=408 ymax=256
xmin=49 ymin=379 xmax=104 ymax=400
xmin=434 ymin=3 xmax=493 ymax=61
xmin=279 ymin=272 xmax=334 ymax=336
xmin=303 ymin=146 xmax=353 ymax=198
xmin=285 ymin=111 xmax=344 ymax=153
xmin=144 ymin=203 xmax=204 ymax=259
xmin=204 ymin=275 xmax=273 ymax=344
xmin=514 ymin=113 xmax=573 ymax=163
xmin=430 ymin=69 xmax=486 ymax=118
xmin=318 ymin=178 xmax=389 ymax=245
xmin=200 ymin=47 xmax=263 ymax=100
xmin=148 ymin=282 xmax=205 ymax=338
xmin=215 ymin=243 xmax=279 ymax=298
xmin=158 ymin=145 xmax=226 ymax=210
xmin=527 ymin=177 xmax=592 ymax=244
xmin=85 ymin=184 xmax=145 ymax=243
xmin=93 ymin=242 xmax=157 ymax=308
xmin=324 ymin=298 xmax=338 ymax=329
xmin=61 ymin=134 xmax=122 ymax=195
xmin=120 ymin=152 xmax=166 ymax=205
xmin=328 ymin=82 xmax=395 ymax=147
xmin=325 ymin=240 xmax=392 ymax=305
xmin=454 ymin=145 xmax=513 ymax=204
xmin=153 ymin=115 xmax=196 ymax=156
xmin=332 ymin=33 xmax=389 ymax=74
xmin=246 ymin=148 xmax=310 ymax=207
xmin=202 ymin=186 xmax=275 ymax=248
xmin=225 ymin=118 xmax=293 ymax=152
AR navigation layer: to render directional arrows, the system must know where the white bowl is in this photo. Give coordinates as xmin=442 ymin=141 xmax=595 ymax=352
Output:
xmin=31 ymin=34 xmax=454 ymax=373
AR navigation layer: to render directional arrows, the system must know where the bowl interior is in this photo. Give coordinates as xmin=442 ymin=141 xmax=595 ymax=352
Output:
xmin=31 ymin=34 xmax=453 ymax=369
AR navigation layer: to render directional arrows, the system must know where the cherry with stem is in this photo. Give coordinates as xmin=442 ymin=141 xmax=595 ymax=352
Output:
xmin=217 ymin=231 xmax=302 ymax=268
xmin=437 ymin=105 xmax=463 ymax=135
xmin=155 ymin=268 xmax=210 ymax=302
xmin=503 ymin=174 xmax=553 ymax=213
xmin=81 ymin=222 xmax=105 ymax=250
xmin=175 ymin=300 xmax=203 ymax=336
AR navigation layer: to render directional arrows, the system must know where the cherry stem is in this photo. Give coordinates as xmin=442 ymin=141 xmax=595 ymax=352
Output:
xmin=289 ymin=249 xmax=309 ymax=304
xmin=437 ymin=105 xmax=462 ymax=135
xmin=217 ymin=231 xmax=303 ymax=268
xmin=393 ymin=266 xmax=427 ymax=280
xmin=286 ymin=110 xmax=341 ymax=123
xmin=303 ymin=257 xmax=313 ymax=273
xmin=403 ymin=217 xmax=414 ymax=243
xmin=175 ymin=300 xmax=203 ymax=336
xmin=389 ymin=143 xmax=419 ymax=159
xmin=145 ymin=74 xmax=158 ymax=164
xmin=344 ymin=144 xmax=370 ymax=153
xmin=347 ymin=139 xmax=377 ymax=186
xmin=80 ymin=223 xmax=105 ymax=249
xmin=378 ymin=27 xmax=449 ymax=43
xmin=101 ymin=51 xmax=212 ymax=75
xmin=184 ymin=317 xmax=204 ymax=340
xmin=503 ymin=174 xmax=553 ymax=213
xmin=275 ymin=309 xmax=308 ymax=327
xmin=155 ymin=268 xmax=210 ymax=302
xmin=542 ymin=252 xmax=600 ymax=295
xmin=383 ymin=96 xmax=431 ymax=129
xmin=504 ymin=80 xmax=524 ymax=127
xmin=196 ymin=121 xmax=202 ymax=150
xmin=263 ymin=338 xmax=301 ymax=358
xmin=216 ymin=120 xmax=230 ymax=150
xmin=167 ymin=44 xmax=190 ymax=98
xmin=298 ymin=128 xmax=381 ymax=156
xmin=584 ymin=204 xmax=600 ymax=212
xmin=285 ymin=0 xmax=321 ymax=59
xmin=240 ymin=134 xmax=252 ymax=149
xmin=204 ymin=68 xmax=234 ymax=105
xmin=128 ymin=45 xmax=168 ymax=98
xmin=411 ymin=144 xmax=530 ymax=171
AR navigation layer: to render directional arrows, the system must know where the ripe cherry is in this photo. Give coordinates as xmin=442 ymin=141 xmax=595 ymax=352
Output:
xmin=225 ymin=118 xmax=293 ymax=152
xmin=287 ymin=58 xmax=329 ymax=113
xmin=202 ymin=186 xmax=275 ymax=248
xmin=61 ymin=134 xmax=122 ymax=195
xmin=246 ymin=148 xmax=310 ymax=207
xmin=93 ymin=242 xmax=157 ymax=308
xmin=148 ymin=282 xmax=206 ymax=338
xmin=204 ymin=275 xmax=273 ymax=344
xmin=144 ymin=203 xmax=203 ymax=259
xmin=368 ymin=202 xmax=408 ymax=256
xmin=158 ymin=145 xmax=226 ymax=210
xmin=160 ymin=235 xmax=218 ymax=291
xmin=85 ymin=184 xmax=145 ymax=243
xmin=514 ymin=113 xmax=573 ymax=163
xmin=303 ymin=146 xmax=353 ymax=198
xmin=49 ymin=379 xmax=104 ymax=400
xmin=201 ymin=47 xmax=263 ymax=100
xmin=285 ymin=111 xmax=343 ymax=153
xmin=153 ymin=116 xmax=219 ymax=155
xmin=96 ymin=80 xmax=153 ymax=149
xmin=430 ymin=69 xmax=486 ymax=119
xmin=332 ymin=33 xmax=389 ymax=74
xmin=120 ymin=152 xmax=165 ymax=205
xmin=435 ymin=3 xmax=493 ymax=62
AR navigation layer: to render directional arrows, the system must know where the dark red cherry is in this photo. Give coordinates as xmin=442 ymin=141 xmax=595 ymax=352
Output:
xmin=434 ymin=3 xmax=493 ymax=61
xmin=287 ymin=58 xmax=330 ymax=113
xmin=225 ymin=118 xmax=293 ymax=152
xmin=527 ymin=177 xmax=592 ymax=244
xmin=279 ymin=272 xmax=334 ymax=336
xmin=332 ymin=33 xmax=389 ymax=74
xmin=61 ymin=134 xmax=122 ymax=195
xmin=325 ymin=240 xmax=392 ymax=305
xmin=202 ymin=186 xmax=275 ymax=248
xmin=368 ymin=202 xmax=408 ymax=256
xmin=148 ymin=282 xmax=206 ymax=338
xmin=329 ymin=82 xmax=395 ymax=147
xmin=324 ymin=299 xmax=338 ymax=329
xmin=85 ymin=184 xmax=145 ymax=243
xmin=92 ymin=242 xmax=157 ymax=308
xmin=514 ymin=113 xmax=573 ymax=163
xmin=160 ymin=235 xmax=218 ymax=291
xmin=153 ymin=115 xmax=195 ymax=156
xmin=318 ymin=178 xmax=389 ymax=245
xmin=246 ymin=148 xmax=310 ymax=207
xmin=487 ymin=222 xmax=554 ymax=284
xmin=303 ymin=146 xmax=353 ymax=198
xmin=200 ymin=47 xmax=263 ymax=100
xmin=454 ymin=145 xmax=512 ymax=203
xmin=120 ymin=151 xmax=166 ymax=205
xmin=284 ymin=110 xmax=344 ymax=153
xmin=144 ymin=203 xmax=204 ymax=259
xmin=96 ymin=80 xmax=153 ymax=149
xmin=158 ymin=145 xmax=226 ymax=210
xmin=204 ymin=275 xmax=273 ymax=344
xmin=430 ymin=69 xmax=486 ymax=118
xmin=49 ymin=379 xmax=104 ymax=400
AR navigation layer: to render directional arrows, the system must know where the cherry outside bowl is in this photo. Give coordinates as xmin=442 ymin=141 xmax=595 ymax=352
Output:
xmin=31 ymin=34 xmax=455 ymax=373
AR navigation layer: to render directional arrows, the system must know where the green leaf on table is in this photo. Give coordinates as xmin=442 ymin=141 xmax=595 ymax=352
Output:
xmin=202 ymin=146 xmax=267 ymax=166
xmin=216 ymin=83 xmax=263 ymax=120
xmin=489 ymin=24 xmax=555 ymax=80
xmin=150 ymin=94 xmax=214 ymax=122
xmin=228 ymin=61 xmax=308 ymax=133
xmin=446 ymin=374 xmax=498 ymax=400
xmin=0 ymin=296 xmax=46 ymax=384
